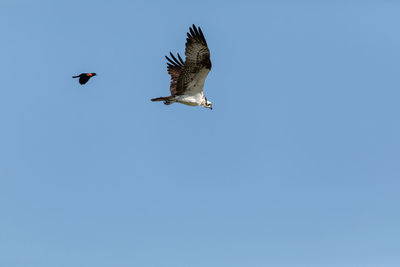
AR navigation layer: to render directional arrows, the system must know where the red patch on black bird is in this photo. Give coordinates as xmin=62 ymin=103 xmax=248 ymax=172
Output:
xmin=72 ymin=73 xmax=97 ymax=85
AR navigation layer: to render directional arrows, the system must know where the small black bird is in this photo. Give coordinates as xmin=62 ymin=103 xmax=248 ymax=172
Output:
xmin=72 ymin=73 xmax=97 ymax=85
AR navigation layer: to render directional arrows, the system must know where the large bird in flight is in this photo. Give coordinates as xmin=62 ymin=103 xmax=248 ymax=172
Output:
xmin=151 ymin=25 xmax=213 ymax=109
xmin=72 ymin=73 xmax=97 ymax=85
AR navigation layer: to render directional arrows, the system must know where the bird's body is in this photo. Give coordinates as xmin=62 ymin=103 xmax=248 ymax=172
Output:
xmin=151 ymin=25 xmax=213 ymax=109
xmin=72 ymin=73 xmax=97 ymax=85
xmin=165 ymin=91 xmax=207 ymax=106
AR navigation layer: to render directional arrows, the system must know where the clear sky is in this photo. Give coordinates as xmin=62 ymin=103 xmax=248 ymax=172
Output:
xmin=1 ymin=0 xmax=399 ymax=266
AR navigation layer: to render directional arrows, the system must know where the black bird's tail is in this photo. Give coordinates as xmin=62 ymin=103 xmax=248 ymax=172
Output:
xmin=72 ymin=75 xmax=79 ymax=78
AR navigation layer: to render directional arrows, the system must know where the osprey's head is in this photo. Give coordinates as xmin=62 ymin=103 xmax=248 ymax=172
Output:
xmin=203 ymin=99 xmax=213 ymax=110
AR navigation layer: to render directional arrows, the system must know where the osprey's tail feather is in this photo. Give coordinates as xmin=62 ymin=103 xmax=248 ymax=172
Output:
xmin=151 ymin=96 xmax=174 ymax=105
xmin=151 ymin=96 xmax=170 ymax=102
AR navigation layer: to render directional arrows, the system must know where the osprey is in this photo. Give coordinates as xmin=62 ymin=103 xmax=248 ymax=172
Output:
xmin=151 ymin=25 xmax=213 ymax=109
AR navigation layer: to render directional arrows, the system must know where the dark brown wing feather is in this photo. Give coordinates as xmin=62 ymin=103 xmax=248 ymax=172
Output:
xmin=175 ymin=25 xmax=211 ymax=95
xmin=165 ymin=25 xmax=211 ymax=96
xmin=184 ymin=25 xmax=211 ymax=67
xmin=165 ymin=52 xmax=184 ymax=96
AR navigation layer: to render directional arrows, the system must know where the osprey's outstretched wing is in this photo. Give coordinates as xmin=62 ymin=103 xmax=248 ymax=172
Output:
xmin=165 ymin=52 xmax=184 ymax=96
xmin=172 ymin=25 xmax=212 ymax=96
xmin=185 ymin=24 xmax=210 ymax=66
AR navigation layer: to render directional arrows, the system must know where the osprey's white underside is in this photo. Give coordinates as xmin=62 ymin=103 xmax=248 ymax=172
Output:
xmin=173 ymin=92 xmax=206 ymax=106
xmin=172 ymin=68 xmax=209 ymax=106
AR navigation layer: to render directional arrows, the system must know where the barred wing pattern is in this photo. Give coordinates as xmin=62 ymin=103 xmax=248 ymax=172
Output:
xmin=184 ymin=25 xmax=211 ymax=66
xmin=165 ymin=52 xmax=184 ymax=96
xmin=166 ymin=25 xmax=212 ymax=96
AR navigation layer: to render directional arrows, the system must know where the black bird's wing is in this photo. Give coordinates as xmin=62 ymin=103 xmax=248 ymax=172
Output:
xmin=79 ymin=76 xmax=90 ymax=85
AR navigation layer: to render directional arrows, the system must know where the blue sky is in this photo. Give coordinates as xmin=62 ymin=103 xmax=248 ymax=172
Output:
xmin=1 ymin=0 xmax=399 ymax=266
